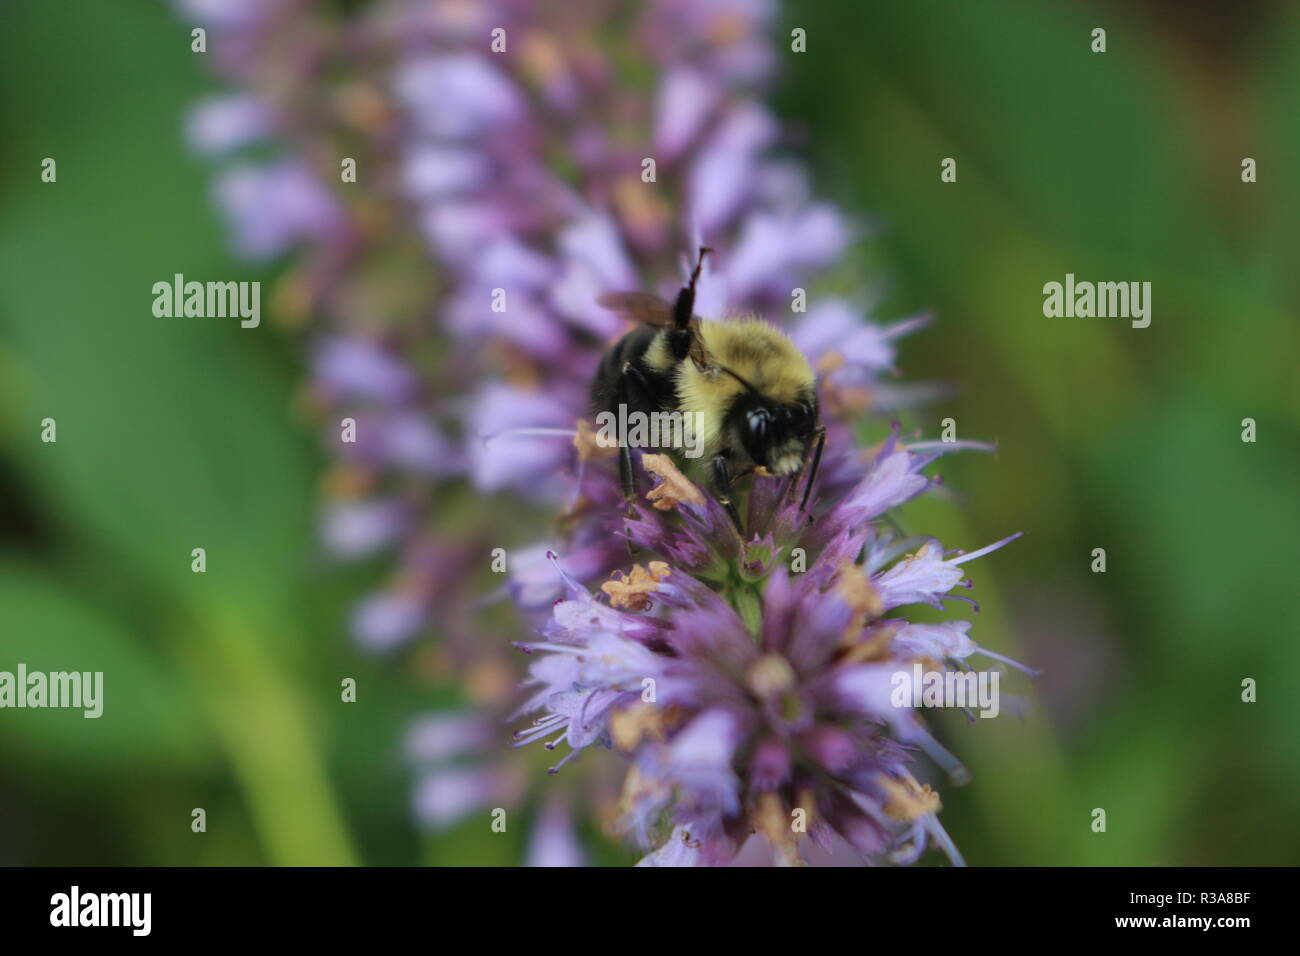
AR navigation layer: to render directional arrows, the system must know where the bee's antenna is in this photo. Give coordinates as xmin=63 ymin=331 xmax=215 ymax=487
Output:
xmin=717 ymin=364 xmax=762 ymax=396
xmin=673 ymin=246 xmax=713 ymax=331
xmin=689 ymin=246 xmax=712 ymax=285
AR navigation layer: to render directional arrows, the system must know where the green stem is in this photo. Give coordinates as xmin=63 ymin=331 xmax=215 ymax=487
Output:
xmin=734 ymin=584 xmax=764 ymax=639
xmin=177 ymin=609 xmax=358 ymax=866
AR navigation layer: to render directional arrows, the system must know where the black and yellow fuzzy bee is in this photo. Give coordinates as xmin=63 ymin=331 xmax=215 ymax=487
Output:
xmin=592 ymin=248 xmax=826 ymax=534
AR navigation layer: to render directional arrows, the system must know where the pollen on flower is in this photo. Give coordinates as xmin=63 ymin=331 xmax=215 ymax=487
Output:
xmin=323 ymin=464 xmax=378 ymax=499
xmin=335 ymin=82 xmax=393 ymax=133
xmin=619 ymin=764 xmax=671 ymax=818
xmin=573 ymin=418 xmax=618 ymax=461
xmin=878 ymin=773 xmax=942 ymax=822
xmin=707 ymin=11 xmax=750 ymax=45
xmin=464 ymin=659 xmax=515 ymax=707
xmin=896 ymin=541 xmax=940 ymax=571
xmin=610 ymin=701 xmax=672 ymax=751
xmin=822 ymin=382 xmax=874 ymax=418
xmin=613 ymin=177 xmax=670 ymax=237
xmin=842 ymin=623 xmax=896 ymax=663
xmin=519 ymin=33 xmax=565 ymax=84
xmin=815 ymin=351 xmax=846 ymax=374
xmin=642 ymin=453 xmax=706 ymax=511
xmin=753 ymin=792 xmax=804 ymax=867
xmin=600 ymin=561 xmax=671 ymax=610
xmin=834 ymin=565 xmax=885 ymax=633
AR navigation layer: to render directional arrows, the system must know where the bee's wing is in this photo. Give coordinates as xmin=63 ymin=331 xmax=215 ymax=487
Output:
xmin=596 ymin=291 xmax=676 ymax=327
xmin=598 ymin=291 xmax=717 ymax=371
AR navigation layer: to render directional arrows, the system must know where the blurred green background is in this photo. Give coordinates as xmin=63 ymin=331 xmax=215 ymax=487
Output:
xmin=1 ymin=0 xmax=1297 ymax=865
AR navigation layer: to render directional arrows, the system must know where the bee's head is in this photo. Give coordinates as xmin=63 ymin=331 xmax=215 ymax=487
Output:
xmin=733 ymin=394 xmax=817 ymax=476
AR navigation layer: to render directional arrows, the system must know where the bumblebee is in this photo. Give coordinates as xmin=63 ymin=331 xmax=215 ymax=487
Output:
xmin=592 ymin=248 xmax=826 ymax=535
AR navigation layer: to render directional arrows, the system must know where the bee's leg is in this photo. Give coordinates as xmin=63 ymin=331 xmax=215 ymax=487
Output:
xmin=797 ymin=426 xmax=828 ymax=517
xmin=617 ymin=439 xmax=637 ymax=512
xmin=711 ymin=455 xmax=745 ymax=539
xmin=728 ymin=464 xmax=755 ymax=488
xmin=615 ymin=364 xmax=641 ymax=555
xmin=617 ymin=441 xmax=640 ymax=555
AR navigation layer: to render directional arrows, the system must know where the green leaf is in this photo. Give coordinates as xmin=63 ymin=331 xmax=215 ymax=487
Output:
xmin=0 ymin=560 xmax=209 ymax=773
xmin=0 ymin=0 xmax=313 ymax=612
